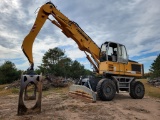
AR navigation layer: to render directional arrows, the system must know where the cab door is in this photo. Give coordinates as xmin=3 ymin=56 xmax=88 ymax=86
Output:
xmin=106 ymin=42 xmax=120 ymax=74
xmin=117 ymin=44 xmax=128 ymax=75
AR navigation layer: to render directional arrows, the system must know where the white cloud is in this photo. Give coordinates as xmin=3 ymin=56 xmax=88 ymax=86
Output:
xmin=0 ymin=45 xmax=21 ymax=59
xmin=0 ymin=0 xmax=20 ymax=13
xmin=0 ymin=0 xmax=160 ymax=73
xmin=137 ymin=55 xmax=157 ymax=64
xmin=65 ymin=48 xmax=86 ymax=60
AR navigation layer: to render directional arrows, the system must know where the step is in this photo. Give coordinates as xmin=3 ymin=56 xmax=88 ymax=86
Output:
xmin=119 ymin=87 xmax=129 ymax=88
xmin=119 ymin=82 xmax=130 ymax=83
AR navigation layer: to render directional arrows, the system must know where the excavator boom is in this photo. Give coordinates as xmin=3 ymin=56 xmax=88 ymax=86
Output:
xmin=22 ymin=2 xmax=100 ymax=71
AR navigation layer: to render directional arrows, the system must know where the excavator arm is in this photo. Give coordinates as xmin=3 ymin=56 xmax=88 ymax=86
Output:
xmin=22 ymin=2 xmax=100 ymax=71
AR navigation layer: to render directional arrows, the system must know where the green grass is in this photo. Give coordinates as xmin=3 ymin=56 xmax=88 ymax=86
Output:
xmin=11 ymin=88 xmax=19 ymax=94
xmin=0 ymin=85 xmax=19 ymax=96
xmin=140 ymin=79 xmax=160 ymax=98
xmin=39 ymin=85 xmax=70 ymax=97
xmin=0 ymin=84 xmax=8 ymax=90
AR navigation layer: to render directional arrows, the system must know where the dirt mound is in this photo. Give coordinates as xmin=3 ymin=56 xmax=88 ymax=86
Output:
xmin=5 ymin=75 xmax=69 ymax=90
xmin=4 ymin=80 xmax=21 ymax=89
xmin=42 ymin=75 xmax=69 ymax=90
xmin=148 ymin=77 xmax=160 ymax=87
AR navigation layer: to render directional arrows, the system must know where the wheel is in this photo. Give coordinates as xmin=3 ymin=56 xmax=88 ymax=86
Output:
xmin=130 ymin=81 xmax=145 ymax=99
xmin=96 ymin=79 xmax=116 ymax=101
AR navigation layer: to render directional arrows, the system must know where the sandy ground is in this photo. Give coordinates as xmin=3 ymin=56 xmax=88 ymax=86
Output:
xmin=0 ymin=87 xmax=160 ymax=120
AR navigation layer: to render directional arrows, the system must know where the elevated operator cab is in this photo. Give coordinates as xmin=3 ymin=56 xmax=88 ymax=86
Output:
xmin=99 ymin=41 xmax=143 ymax=77
xmin=100 ymin=41 xmax=128 ymax=63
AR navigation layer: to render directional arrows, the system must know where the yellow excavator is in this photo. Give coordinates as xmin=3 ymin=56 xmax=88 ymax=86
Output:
xmin=21 ymin=2 xmax=145 ymax=102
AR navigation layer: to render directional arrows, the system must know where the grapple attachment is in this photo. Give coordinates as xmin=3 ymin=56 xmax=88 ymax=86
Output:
xmin=69 ymin=85 xmax=96 ymax=102
xmin=17 ymin=73 xmax=42 ymax=115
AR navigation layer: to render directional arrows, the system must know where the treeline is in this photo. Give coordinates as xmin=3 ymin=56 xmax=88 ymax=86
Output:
xmin=3 ymin=47 xmax=159 ymax=84
xmin=0 ymin=47 xmax=92 ymax=84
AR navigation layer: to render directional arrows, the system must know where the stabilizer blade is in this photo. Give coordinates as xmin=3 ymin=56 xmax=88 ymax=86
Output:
xmin=69 ymin=85 xmax=96 ymax=102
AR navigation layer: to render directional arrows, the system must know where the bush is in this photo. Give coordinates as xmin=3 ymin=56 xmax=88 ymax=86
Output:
xmin=0 ymin=61 xmax=21 ymax=84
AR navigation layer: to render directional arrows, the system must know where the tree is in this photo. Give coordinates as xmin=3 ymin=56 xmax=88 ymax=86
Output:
xmin=0 ymin=61 xmax=21 ymax=84
xmin=39 ymin=47 xmax=65 ymax=75
xmin=57 ymin=57 xmax=72 ymax=77
xmin=70 ymin=60 xmax=85 ymax=79
xmin=42 ymin=47 xmax=64 ymax=66
xmin=37 ymin=47 xmax=93 ymax=78
xmin=38 ymin=47 xmax=72 ymax=76
xmin=149 ymin=54 xmax=160 ymax=78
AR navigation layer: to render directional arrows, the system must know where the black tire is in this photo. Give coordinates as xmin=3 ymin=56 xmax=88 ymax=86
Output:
xmin=130 ymin=81 xmax=145 ymax=99
xmin=96 ymin=79 xmax=116 ymax=101
xmin=129 ymin=81 xmax=136 ymax=98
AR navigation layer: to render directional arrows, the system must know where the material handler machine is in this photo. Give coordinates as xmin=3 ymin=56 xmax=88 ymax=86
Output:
xmin=18 ymin=1 xmax=145 ymax=115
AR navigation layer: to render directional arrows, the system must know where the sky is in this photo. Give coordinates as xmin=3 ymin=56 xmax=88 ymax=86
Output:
xmin=0 ymin=0 xmax=160 ymax=73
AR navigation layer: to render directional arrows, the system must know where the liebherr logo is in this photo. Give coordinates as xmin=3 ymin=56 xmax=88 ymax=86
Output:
xmin=31 ymin=24 xmax=36 ymax=32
